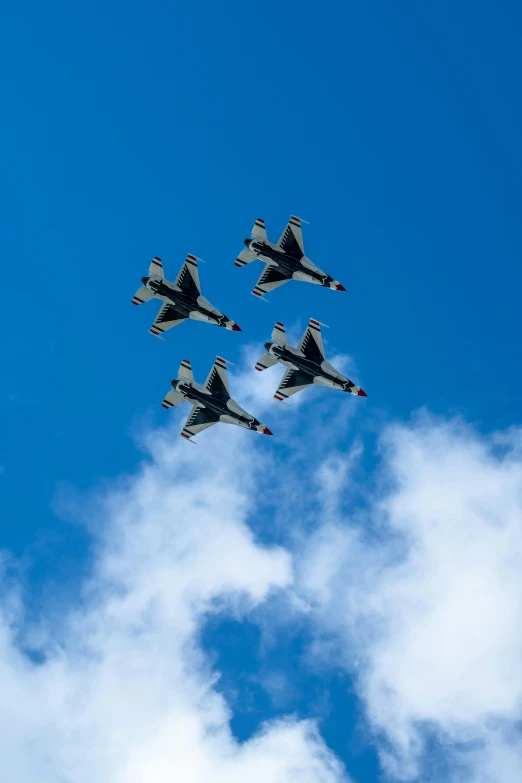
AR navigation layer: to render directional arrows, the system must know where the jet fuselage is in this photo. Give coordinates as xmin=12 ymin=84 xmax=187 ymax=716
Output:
xmin=246 ymin=241 xmax=335 ymax=287
xmin=142 ymin=276 xmax=229 ymax=326
xmin=264 ymin=341 xmax=351 ymax=392
xmin=171 ymin=380 xmax=261 ymax=430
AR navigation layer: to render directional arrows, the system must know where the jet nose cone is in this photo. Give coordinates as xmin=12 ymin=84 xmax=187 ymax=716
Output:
xmin=262 ymin=427 xmax=273 ymax=436
xmin=357 ymin=388 xmax=368 ymax=397
xmin=141 ymin=276 xmax=150 ymax=286
xmin=231 ymin=323 xmax=242 ymax=332
xmin=244 ymin=238 xmax=252 ymax=248
xmin=335 ymin=283 xmax=346 ymax=291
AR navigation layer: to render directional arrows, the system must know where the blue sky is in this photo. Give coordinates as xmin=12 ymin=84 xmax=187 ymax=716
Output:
xmin=1 ymin=2 xmax=522 ymax=782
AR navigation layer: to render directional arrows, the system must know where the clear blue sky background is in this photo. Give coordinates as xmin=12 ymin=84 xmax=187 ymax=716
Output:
xmin=1 ymin=1 xmax=521 ymax=780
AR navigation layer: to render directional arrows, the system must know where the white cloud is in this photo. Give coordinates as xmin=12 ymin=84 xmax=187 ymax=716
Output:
xmin=0 ymin=417 xmax=348 ymax=783
xmin=297 ymin=415 xmax=522 ymax=781
xmin=234 ymin=343 xmax=286 ymax=412
xmin=8 ymin=347 xmax=521 ymax=783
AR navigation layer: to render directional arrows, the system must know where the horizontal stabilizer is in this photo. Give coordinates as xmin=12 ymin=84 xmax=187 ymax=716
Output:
xmin=162 ymin=390 xmax=184 ymax=409
xmin=235 ymin=249 xmax=255 ymax=268
xmin=271 ymin=321 xmax=286 ymax=344
xmin=132 ymin=286 xmax=155 ymax=306
xmin=148 ymin=256 xmax=164 ymax=278
xmin=252 ymin=218 xmax=267 ymax=242
xmin=255 ymin=352 xmax=278 ymax=372
xmin=178 ymin=359 xmax=194 ymax=383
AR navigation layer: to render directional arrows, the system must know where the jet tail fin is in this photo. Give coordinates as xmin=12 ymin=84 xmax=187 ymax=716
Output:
xmin=271 ymin=321 xmax=287 ymax=344
xmin=149 ymin=256 xmax=164 ymax=278
xmin=252 ymin=218 xmax=267 ymax=242
xmin=177 ymin=359 xmax=194 ymax=383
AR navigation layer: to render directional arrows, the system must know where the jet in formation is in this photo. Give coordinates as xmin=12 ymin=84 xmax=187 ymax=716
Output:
xmin=255 ymin=318 xmax=367 ymax=402
xmin=235 ymin=216 xmax=346 ymax=298
xmin=162 ymin=356 xmax=272 ymax=441
xmin=133 ymin=255 xmax=241 ymax=337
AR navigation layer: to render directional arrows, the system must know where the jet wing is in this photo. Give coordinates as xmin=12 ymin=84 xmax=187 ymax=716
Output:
xmin=298 ymin=318 xmax=325 ymax=364
xmin=203 ymin=357 xmax=230 ymax=401
xmin=174 ymin=254 xmax=201 ymax=298
xmin=181 ymin=404 xmax=220 ymax=440
xmin=274 ymin=368 xmax=312 ymax=401
xmin=149 ymin=302 xmax=187 ymax=336
xmin=277 ymin=216 xmax=304 ymax=260
xmin=252 ymin=264 xmax=291 ymax=298
xmin=132 ymin=286 xmax=155 ymax=306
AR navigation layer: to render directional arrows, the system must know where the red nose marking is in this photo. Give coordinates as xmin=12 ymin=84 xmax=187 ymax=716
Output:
xmin=335 ymin=283 xmax=346 ymax=291
xmin=357 ymin=389 xmax=368 ymax=397
xmin=231 ymin=323 xmax=242 ymax=331
xmin=262 ymin=427 xmax=273 ymax=435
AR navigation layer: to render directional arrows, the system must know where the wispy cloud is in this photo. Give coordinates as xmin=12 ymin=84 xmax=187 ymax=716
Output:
xmin=296 ymin=413 xmax=522 ymax=781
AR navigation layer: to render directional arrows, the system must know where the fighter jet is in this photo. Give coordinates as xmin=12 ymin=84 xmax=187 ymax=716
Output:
xmin=255 ymin=318 xmax=367 ymax=402
xmin=234 ymin=216 xmax=346 ymax=298
xmin=162 ymin=356 xmax=273 ymax=441
xmin=133 ymin=254 xmax=241 ymax=337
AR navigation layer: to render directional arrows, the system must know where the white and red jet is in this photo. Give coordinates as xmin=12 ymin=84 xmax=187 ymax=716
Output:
xmin=256 ymin=318 xmax=367 ymax=403
xmin=133 ymin=254 xmax=241 ymax=338
xmin=234 ymin=216 xmax=346 ymax=299
xmin=162 ymin=356 xmax=273 ymax=441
